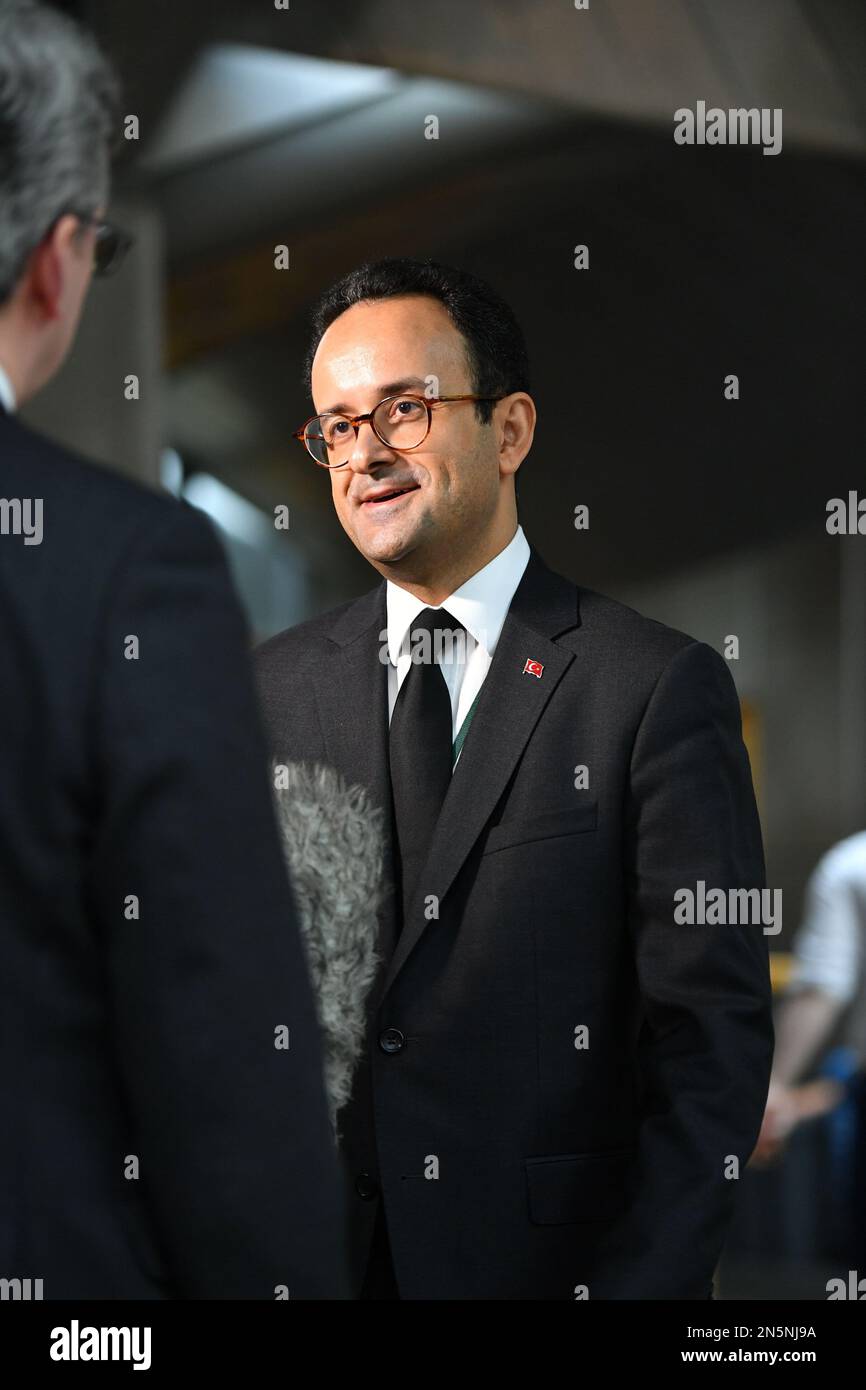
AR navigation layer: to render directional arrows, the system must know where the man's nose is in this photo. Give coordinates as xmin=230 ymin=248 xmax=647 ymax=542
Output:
xmin=346 ymin=419 xmax=398 ymax=471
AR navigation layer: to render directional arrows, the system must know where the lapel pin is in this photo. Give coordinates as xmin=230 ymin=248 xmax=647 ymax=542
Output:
xmin=523 ymin=658 xmax=544 ymax=678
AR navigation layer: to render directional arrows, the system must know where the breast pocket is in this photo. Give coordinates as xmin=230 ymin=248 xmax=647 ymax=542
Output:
xmin=481 ymin=800 xmax=597 ymax=855
xmin=524 ymin=1148 xmax=635 ymax=1225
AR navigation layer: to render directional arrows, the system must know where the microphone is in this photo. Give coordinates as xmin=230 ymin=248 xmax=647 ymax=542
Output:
xmin=271 ymin=761 xmax=386 ymax=1136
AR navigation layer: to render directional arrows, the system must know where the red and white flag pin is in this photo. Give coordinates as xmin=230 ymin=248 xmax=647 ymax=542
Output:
xmin=522 ymin=658 xmax=544 ymax=678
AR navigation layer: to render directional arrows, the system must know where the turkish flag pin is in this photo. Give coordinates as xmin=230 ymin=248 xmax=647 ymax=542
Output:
xmin=523 ymin=658 xmax=544 ymax=678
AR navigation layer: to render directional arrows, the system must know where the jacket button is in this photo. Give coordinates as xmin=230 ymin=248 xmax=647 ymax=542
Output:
xmin=378 ymin=1027 xmax=405 ymax=1054
xmin=355 ymin=1172 xmax=379 ymax=1200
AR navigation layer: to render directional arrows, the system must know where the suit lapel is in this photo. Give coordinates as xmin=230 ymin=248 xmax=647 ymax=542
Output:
xmin=312 ymin=545 xmax=581 ymax=1000
xmin=311 ymin=583 xmax=390 ymax=825
xmin=382 ymin=546 xmax=580 ymax=993
xmin=310 ymin=581 xmax=398 ymax=971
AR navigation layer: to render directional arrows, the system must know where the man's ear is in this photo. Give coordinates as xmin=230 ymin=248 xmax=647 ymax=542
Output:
xmin=26 ymin=215 xmax=81 ymax=322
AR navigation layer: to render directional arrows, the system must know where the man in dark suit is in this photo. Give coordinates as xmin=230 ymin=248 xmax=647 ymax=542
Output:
xmin=256 ymin=256 xmax=774 ymax=1300
xmin=0 ymin=0 xmax=347 ymax=1298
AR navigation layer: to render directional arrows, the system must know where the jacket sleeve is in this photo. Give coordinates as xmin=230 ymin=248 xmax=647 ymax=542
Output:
xmin=88 ymin=500 xmax=349 ymax=1298
xmin=589 ymin=639 xmax=774 ymax=1298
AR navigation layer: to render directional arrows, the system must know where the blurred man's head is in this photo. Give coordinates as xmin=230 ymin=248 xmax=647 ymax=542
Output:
xmin=303 ymin=258 xmax=536 ymax=602
xmin=0 ymin=0 xmax=119 ymax=404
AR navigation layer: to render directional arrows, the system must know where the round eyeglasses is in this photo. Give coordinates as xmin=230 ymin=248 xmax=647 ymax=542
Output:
xmin=293 ymin=392 xmax=507 ymax=468
xmin=88 ymin=217 xmax=134 ymax=277
xmin=51 ymin=208 xmax=134 ymax=277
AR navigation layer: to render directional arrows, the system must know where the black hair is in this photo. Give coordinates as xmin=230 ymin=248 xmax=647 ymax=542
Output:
xmin=302 ymin=256 xmax=531 ymax=429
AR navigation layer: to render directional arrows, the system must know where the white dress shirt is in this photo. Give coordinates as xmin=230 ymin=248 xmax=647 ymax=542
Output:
xmin=385 ymin=523 xmax=531 ymax=765
xmin=0 ymin=360 xmax=17 ymax=413
xmin=788 ymin=831 xmax=866 ymax=1067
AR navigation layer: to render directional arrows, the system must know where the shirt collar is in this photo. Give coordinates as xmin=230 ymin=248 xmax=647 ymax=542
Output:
xmin=385 ymin=523 xmax=531 ymax=666
xmin=0 ymin=360 xmax=17 ymax=414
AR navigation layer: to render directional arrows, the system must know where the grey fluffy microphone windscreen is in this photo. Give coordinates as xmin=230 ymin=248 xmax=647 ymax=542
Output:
xmin=272 ymin=761 xmax=386 ymax=1136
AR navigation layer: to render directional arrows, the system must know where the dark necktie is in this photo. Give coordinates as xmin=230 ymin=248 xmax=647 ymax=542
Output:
xmin=388 ymin=607 xmax=464 ymax=932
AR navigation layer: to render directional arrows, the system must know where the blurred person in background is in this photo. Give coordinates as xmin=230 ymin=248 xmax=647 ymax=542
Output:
xmin=0 ymin=0 xmax=347 ymax=1298
xmin=754 ymin=831 xmax=866 ymax=1267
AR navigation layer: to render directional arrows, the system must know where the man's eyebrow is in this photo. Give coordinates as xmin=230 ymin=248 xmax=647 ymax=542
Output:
xmin=319 ymin=377 xmax=431 ymax=415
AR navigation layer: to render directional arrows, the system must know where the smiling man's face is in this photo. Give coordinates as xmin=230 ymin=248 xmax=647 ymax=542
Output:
xmin=310 ymin=293 xmax=525 ymax=595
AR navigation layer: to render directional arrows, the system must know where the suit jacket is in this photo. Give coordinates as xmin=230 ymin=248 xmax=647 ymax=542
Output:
xmin=0 ymin=404 xmax=348 ymax=1298
xmin=255 ymin=542 xmax=774 ymax=1299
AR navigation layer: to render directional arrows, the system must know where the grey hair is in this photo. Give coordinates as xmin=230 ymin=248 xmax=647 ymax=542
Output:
xmin=0 ymin=0 xmax=119 ymax=304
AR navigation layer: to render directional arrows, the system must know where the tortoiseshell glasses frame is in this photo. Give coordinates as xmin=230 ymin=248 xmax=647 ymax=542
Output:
xmin=293 ymin=392 xmax=508 ymax=468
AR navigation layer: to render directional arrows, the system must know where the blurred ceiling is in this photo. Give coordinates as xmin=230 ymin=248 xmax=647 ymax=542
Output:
xmin=70 ymin=0 xmax=866 ymax=163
